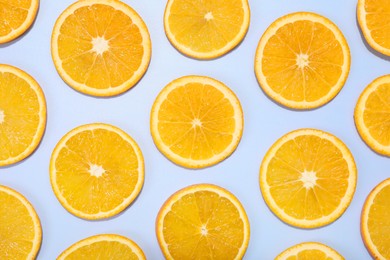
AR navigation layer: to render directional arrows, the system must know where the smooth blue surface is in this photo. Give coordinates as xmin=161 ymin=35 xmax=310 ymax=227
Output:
xmin=0 ymin=0 xmax=389 ymax=259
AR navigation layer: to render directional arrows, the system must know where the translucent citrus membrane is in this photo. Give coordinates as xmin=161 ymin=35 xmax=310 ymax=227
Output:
xmin=0 ymin=188 xmax=38 ymax=259
xmin=58 ymin=4 xmax=144 ymax=89
xmin=162 ymin=191 xmax=245 ymax=259
xmin=363 ymin=83 xmax=390 ymax=146
xmin=65 ymin=240 xmax=140 ymax=259
xmin=266 ymin=135 xmax=349 ymax=220
xmin=168 ymin=0 xmax=245 ymax=53
xmin=0 ymin=0 xmax=30 ymax=37
xmin=367 ymin=184 xmax=390 ymax=259
xmin=0 ymin=71 xmax=40 ymax=160
xmin=262 ymin=20 xmax=344 ymax=102
xmin=54 ymin=128 xmax=140 ymax=214
xmin=157 ymin=82 xmax=235 ymax=160
xmin=364 ymin=0 xmax=390 ymax=49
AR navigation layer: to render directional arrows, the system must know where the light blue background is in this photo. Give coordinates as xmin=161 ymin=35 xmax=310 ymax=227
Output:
xmin=0 ymin=0 xmax=389 ymax=259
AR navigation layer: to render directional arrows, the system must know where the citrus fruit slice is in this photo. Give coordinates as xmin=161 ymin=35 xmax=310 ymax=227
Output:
xmin=260 ymin=128 xmax=357 ymax=228
xmin=51 ymin=0 xmax=151 ymax=96
xmin=275 ymin=242 xmax=344 ymax=260
xmin=361 ymin=178 xmax=390 ymax=260
xmin=255 ymin=12 xmax=350 ymax=109
xmin=150 ymin=75 xmax=243 ymax=169
xmin=156 ymin=184 xmax=250 ymax=259
xmin=0 ymin=185 xmax=42 ymax=259
xmin=164 ymin=0 xmax=250 ymax=59
xmin=0 ymin=64 xmax=46 ymax=166
xmin=57 ymin=234 xmax=146 ymax=260
xmin=50 ymin=123 xmax=144 ymax=220
xmin=358 ymin=0 xmax=390 ymax=56
xmin=354 ymin=75 xmax=390 ymax=156
xmin=0 ymin=0 xmax=39 ymax=44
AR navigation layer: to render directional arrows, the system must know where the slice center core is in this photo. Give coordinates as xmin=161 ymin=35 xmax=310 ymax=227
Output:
xmin=204 ymin=12 xmax=214 ymax=21
xmin=89 ymin=164 xmax=105 ymax=177
xmin=92 ymin=37 xmax=109 ymax=55
xmin=200 ymin=225 xmax=208 ymax=236
xmin=296 ymin=53 xmax=309 ymax=69
xmin=0 ymin=110 xmax=4 ymax=124
xmin=192 ymin=118 xmax=202 ymax=128
xmin=300 ymin=170 xmax=317 ymax=189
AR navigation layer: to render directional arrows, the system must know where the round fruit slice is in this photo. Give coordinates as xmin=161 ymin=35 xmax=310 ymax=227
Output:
xmin=260 ymin=128 xmax=357 ymax=228
xmin=164 ymin=0 xmax=250 ymax=59
xmin=0 ymin=185 xmax=42 ymax=259
xmin=57 ymin=234 xmax=146 ymax=260
xmin=354 ymin=75 xmax=390 ymax=156
xmin=0 ymin=64 xmax=46 ymax=166
xmin=0 ymin=0 xmax=39 ymax=44
xmin=50 ymin=123 xmax=144 ymax=220
xmin=51 ymin=0 xmax=151 ymax=96
xmin=275 ymin=242 xmax=344 ymax=260
xmin=150 ymin=75 xmax=243 ymax=169
xmin=361 ymin=178 xmax=390 ymax=260
xmin=358 ymin=0 xmax=390 ymax=56
xmin=255 ymin=12 xmax=350 ymax=109
xmin=156 ymin=184 xmax=250 ymax=259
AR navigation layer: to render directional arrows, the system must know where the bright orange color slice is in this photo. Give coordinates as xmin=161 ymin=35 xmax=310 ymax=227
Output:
xmin=0 ymin=64 xmax=46 ymax=166
xmin=150 ymin=75 xmax=243 ymax=168
xmin=260 ymin=129 xmax=357 ymax=228
xmin=275 ymin=242 xmax=344 ymax=260
xmin=0 ymin=0 xmax=39 ymax=44
xmin=164 ymin=0 xmax=250 ymax=59
xmin=255 ymin=12 xmax=350 ymax=109
xmin=57 ymin=234 xmax=146 ymax=260
xmin=361 ymin=178 xmax=390 ymax=260
xmin=156 ymin=184 xmax=250 ymax=259
xmin=0 ymin=185 xmax=42 ymax=259
xmin=50 ymin=123 xmax=144 ymax=220
xmin=51 ymin=0 xmax=151 ymax=96
xmin=354 ymin=75 xmax=390 ymax=156
xmin=358 ymin=0 xmax=390 ymax=56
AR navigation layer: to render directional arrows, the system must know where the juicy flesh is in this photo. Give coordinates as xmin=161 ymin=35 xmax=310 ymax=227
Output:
xmin=363 ymin=83 xmax=390 ymax=146
xmin=168 ymin=0 xmax=245 ymax=52
xmin=364 ymin=0 xmax=390 ymax=49
xmin=54 ymin=128 xmax=140 ymax=214
xmin=57 ymin=4 xmax=145 ymax=89
xmin=0 ymin=0 xmax=31 ymax=37
xmin=367 ymin=184 xmax=390 ymax=259
xmin=162 ymin=191 xmax=245 ymax=259
xmin=285 ymin=249 xmax=331 ymax=260
xmin=267 ymin=135 xmax=350 ymax=220
xmin=65 ymin=240 xmax=139 ymax=259
xmin=262 ymin=20 xmax=345 ymax=102
xmin=0 ymin=72 xmax=40 ymax=161
xmin=157 ymin=82 xmax=236 ymax=161
xmin=0 ymin=190 xmax=36 ymax=259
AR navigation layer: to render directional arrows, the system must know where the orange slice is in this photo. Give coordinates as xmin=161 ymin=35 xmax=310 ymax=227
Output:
xmin=0 ymin=64 xmax=46 ymax=166
xmin=0 ymin=0 xmax=39 ymax=44
xmin=358 ymin=0 xmax=390 ymax=56
xmin=150 ymin=75 xmax=243 ymax=168
xmin=255 ymin=12 xmax=350 ymax=109
xmin=164 ymin=0 xmax=250 ymax=59
xmin=354 ymin=75 xmax=390 ymax=156
xmin=156 ymin=184 xmax=250 ymax=259
xmin=361 ymin=178 xmax=390 ymax=260
xmin=0 ymin=185 xmax=42 ymax=259
xmin=260 ymin=129 xmax=357 ymax=228
xmin=50 ymin=123 xmax=144 ymax=220
xmin=51 ymin=0 xmax=151 ymax=96
xmin=57 ymin=234 xmax=146 ymax=260
xmin=275 ymin=242 xmax=344 ymax=260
